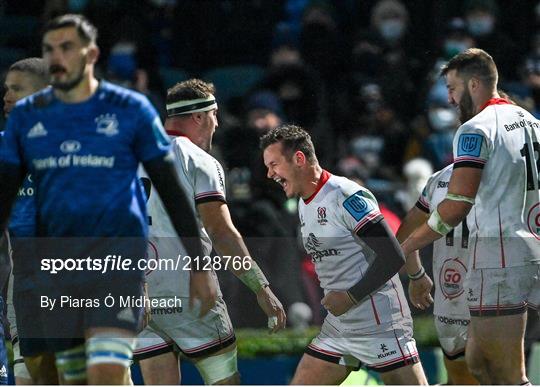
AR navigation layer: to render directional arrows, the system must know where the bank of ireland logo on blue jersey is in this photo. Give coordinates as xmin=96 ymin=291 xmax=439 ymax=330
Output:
xmin=457 ymin=133 xmax=482 ymax=157
xmin=343 ymin=191 xmax=372 ymax=221
xmin=60 ymin=140 xmax=81 ymax=153
xmin=152 ymin=116 xmax=169 ymax=147
xmin=95 ymin=113 xmax=119 ymax=137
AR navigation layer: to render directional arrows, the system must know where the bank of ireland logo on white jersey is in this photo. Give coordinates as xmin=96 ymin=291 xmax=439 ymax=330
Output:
xmin=95 ymin=113 xmax=119 ymax=136
xmin=27 ymin=121 xmax=47 ymax=138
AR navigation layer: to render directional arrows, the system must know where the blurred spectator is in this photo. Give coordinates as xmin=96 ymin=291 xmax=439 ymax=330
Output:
xmin=299 ymin=1 xmax=346 ymax=81
xmin=350 ymin=0 xmax=426 ymax=122
xmin=521 ymin=32 xmax=540 ymax=117
xmin=440 ymin=17 xmax=476 ymax=61
xmin=107 ymin=14 xmax=165 ymax=117
xmin=263 ymin=45 xmax=321 ymax=129
xmin=218 ymin=90 xmax=305 ymax=327
xmin=346 ymin=81 xmax=409 ymax=182
xmin=400 ymin=158 xmax=433 ymax=212
xmin=146 ymin=0 xmax=177 ymax=67
xmin=463 ymin=0 xmax=520 ymax=81
xmin=171 ymin=1 xmax=283 ymax=70
xmin=221 ymin=90 xmax=286 ymax=206
xmin=422 ymin=89 xmax=459 ymax=170
xmin=259 ymin=44 xmax=335 ymax=163
xmin=425 ymin=18 xmax=475 ymax=105
xmin=222 ymin=91 xmax=283 ymax=165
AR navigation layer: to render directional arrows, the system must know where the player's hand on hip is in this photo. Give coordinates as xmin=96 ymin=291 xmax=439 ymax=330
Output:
xmin=321 ymin=291 xmax=354 ymax=316
xmin=190 ymin=271 xmax=217 ymax=318
xmin=408 ymin=275 xmax=433 ymax=310
xmin=256 ymin=286 xmax=286 ymax=333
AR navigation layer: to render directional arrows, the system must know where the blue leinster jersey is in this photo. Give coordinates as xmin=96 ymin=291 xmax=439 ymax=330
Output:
xmin=8 ymin=174 xmax=35 ymax=237
xmin=0 ymin=81 xmax=169 ymax=239
xmin=2 ymin=125 xmax=37 ymax=238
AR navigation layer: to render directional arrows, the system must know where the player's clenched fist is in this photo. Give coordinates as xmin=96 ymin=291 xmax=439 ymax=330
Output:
xmin=321 ymin=291 xmax=355 ymax=316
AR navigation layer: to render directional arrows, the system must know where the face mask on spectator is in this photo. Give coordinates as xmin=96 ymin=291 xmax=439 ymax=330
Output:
xmin=428 ymin=108 xmax=457 ymax=131
xmin=467 ymin=15 xmax=494 ymax=37
xmin=378 ymin=19 xmax=405 ymax=41
xmin=444 ymin=40 xmax=470 ymax=58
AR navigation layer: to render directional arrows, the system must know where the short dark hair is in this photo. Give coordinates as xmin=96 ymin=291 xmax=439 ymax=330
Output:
xmin=260 ymin=124 xmax=317 ymax=164
xmin=166 ymin=78 xmax=215 ymax=105
xmin=8 ymin=58 xmax=48 ymax=87
xmin=440 ymin=48 xmax=498 ymax=89
xmin=43 ymin=14 xmax=98 ymax=45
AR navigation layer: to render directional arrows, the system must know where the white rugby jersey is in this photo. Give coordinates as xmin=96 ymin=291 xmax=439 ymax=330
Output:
xmin=416 ymin=165 xmax=470 ymax=318
xmin=139 ymin=134 xmax=226 ymax=297
xmin=299 ymin=171 xmax=411 ymax=330
xmin=452 ymin=99 xmax=540 ymax=269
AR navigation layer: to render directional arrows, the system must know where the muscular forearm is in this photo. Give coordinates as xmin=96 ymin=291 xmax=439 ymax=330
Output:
xmin=395 ymin=207 xmax=429 ymax=276
xmin=438 ymin=198 xmax=472 ymax=227
xmin=348 ymin=220 xmax=405 ymax=303
xmin=402 ymin=198 xmax=472 ymax=256
xmin=207 ymin=226 xmax=253 ymax=277
xmin=208 ymin=226 xmax=269 ymax=292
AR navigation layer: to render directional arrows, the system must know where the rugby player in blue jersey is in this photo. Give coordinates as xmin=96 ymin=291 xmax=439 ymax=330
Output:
xmin=3 ymin=57 xmax=49 ymax=385
xmin=0 ymin=14 xmax=216 ymax=385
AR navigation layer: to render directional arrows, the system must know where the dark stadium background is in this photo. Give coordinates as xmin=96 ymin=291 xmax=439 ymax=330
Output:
xmin=1 ymin=0 xmax=539 ymax=384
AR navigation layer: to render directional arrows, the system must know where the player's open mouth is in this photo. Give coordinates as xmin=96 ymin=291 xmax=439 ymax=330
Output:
xmin=274 ymin=177 xmax=287 ymax=188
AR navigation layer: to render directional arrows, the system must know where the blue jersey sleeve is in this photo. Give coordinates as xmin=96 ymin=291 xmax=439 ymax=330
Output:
xmin=133 ymin=98 xmax=170 ymax=162
xmin=0 ymin=110 xmax=23 ymax=167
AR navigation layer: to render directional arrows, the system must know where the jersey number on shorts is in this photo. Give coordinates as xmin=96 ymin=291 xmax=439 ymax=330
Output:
xmin=520 ymin=141 xmax=540 ymax=191
xmin=445 ymin=220 xmax=469 ymax=249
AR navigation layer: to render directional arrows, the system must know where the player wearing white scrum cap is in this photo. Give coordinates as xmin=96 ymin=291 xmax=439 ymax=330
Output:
xmin=135 ymin=79 xmax=285 ymax=385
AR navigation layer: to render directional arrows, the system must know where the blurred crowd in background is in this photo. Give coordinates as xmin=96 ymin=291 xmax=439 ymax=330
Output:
xmin=1 ymin=0 xmax=540 ymax=331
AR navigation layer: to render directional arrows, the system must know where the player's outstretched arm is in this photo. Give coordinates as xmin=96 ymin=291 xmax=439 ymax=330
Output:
xmin=395 ymin=207 xmax=433 ymax=310
xmin=198 ymin=200 xmax=286 ymax=332
xmin=322 ymin=219 xmax=405 ymax=316
xmin=143 ymin=155 xmax=217 ymax=317
xmin=401 ymin=167 xmax=481 ymax=256
xmin=0 ymin=161 xmax=25 ymax=232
